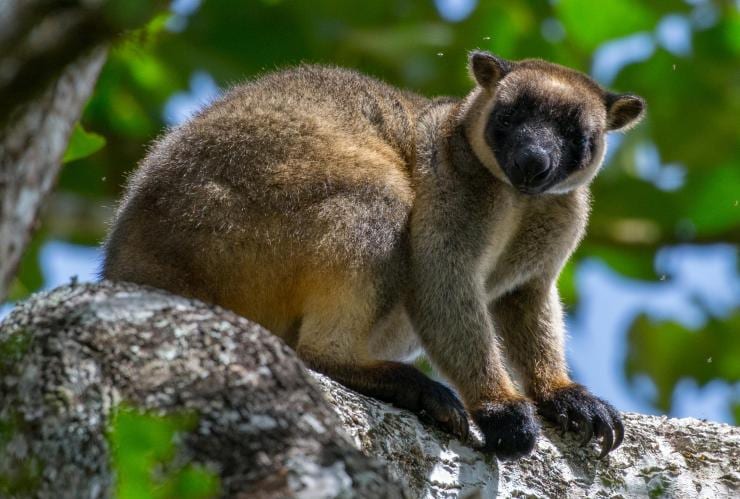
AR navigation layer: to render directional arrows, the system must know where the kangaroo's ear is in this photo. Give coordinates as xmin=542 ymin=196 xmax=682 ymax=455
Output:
xmin=606 ymin=93 xmax=646 ymax=131
xmin=469 ymin=51 xmax=511 ymax=88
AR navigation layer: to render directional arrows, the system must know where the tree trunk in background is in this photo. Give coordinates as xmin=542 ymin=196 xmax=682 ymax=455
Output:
xmin=0 ymin=281 xmax=737 ymax=498
xmin=0 ymin=47 xmax=107 ymax=301
xmin=0 ymin=0 xmax=162 ymax=301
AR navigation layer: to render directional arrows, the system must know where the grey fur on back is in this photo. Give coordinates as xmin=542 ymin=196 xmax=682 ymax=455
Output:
xmin=104 ymin=66 xmax=428 ymax=310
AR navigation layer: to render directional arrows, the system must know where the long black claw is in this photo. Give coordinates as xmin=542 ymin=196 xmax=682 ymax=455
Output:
xmin=558 ymin=413 xmax=568 ymax=436
xmin=418 ymin=378 xmax=469 ymax=441
xmin=536 ymin=384 xmax=624 ymax=458
xmin=613 ymin=418 xmax=624 ymax=450
xmin=604 ymin=404 xmax=624 ymax=451
xmin=580 ymin=419 xmax=594 ymax=446
xmin=598 ymin=424 xmax=614 ymax=459
xmin=447 ymin=407 xmax=469 ymax=441
xmin=458 ymin=412 xmax=470 ymax=442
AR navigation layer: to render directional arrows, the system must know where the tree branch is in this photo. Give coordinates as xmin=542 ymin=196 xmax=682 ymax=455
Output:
xmin=0 ymin=281 xmax=403 ymax=498
xmin=0 ymin=281 xmax=737 ymax=497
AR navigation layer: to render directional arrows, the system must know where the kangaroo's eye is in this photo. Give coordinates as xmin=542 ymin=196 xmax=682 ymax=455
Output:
xmin=495 ymin=110 xmax=512 ymax=127
xmin=579 ymin=133 xmax=598 ymax=155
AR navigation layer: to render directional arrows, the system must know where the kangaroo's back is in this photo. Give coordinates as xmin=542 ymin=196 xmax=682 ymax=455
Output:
xmin=102 ymin=65 xmax=427 ymax=339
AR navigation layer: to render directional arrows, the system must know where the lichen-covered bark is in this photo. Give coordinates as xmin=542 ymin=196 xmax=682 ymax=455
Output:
xmin=318 ymin=376 xmax=739 ymax=498
xmin=0 ymin=281 xmax=403 ymax=498
xmin=0 ymin=281 xmax=737 ymax=498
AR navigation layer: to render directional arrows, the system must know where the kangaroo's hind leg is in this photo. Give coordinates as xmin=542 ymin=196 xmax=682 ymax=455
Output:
xmin=295 ymin=271 xmax=469 ymax=440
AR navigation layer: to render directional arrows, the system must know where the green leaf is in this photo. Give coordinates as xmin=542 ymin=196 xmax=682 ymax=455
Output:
xmin=63 ymin=123 xmax=106 ymax=163
xmin=167 ymin=467 xmax=220 ymax=499
xmin=556 ymin=0 xmax=657 ymax=51
xmin=108 ymin=406 xmax=219 ymax=499
xmin=414 ymin=355 xmax=434 ymax=377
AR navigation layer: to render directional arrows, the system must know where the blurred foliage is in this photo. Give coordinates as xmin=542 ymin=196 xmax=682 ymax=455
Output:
xmin=109 ymin=406 xmax=219 ymax=499
xmin=556 ymin=0 xmax=658 ymax=50
xmin=7 ymin=0 xmax=740 ymax=425
xmin=627 ymin=312 xmax=740 ymax=411
xmin=627 ymin=313 xmax=740 ymax=412
xmin=6 ymin=234 xmax=44 ymax=301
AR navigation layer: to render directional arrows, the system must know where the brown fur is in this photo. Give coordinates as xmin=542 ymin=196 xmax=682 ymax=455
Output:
xmin=103 ymin=54 xmax=644 ymax=458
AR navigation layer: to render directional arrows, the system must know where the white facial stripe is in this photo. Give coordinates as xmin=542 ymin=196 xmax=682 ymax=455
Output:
xmin=462 ymin=90 xmax=511 ymax=186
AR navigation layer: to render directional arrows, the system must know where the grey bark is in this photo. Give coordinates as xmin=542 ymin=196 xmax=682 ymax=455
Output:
xmin=0 ymin=281 xmax=403 ymax=498
xmin=0 ymin=0 xmax=153 ymax=126
xmin=0 ymin=281 xmax=738 ymax=498
xmin=0 ymin=45 xmax=107 ymax=302
xmin=0 ymin=0 xmax=162 ymax=302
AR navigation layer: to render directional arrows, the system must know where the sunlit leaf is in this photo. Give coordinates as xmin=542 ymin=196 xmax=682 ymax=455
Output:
xmin=556 ymin=0 xmax=657 ymax=51
xmin=62 ymin=124 xmax=106 ymax=163
xmin=108 ymin=406 xmax=219 ymax=499
xmin=721 ymin=8 xmax=740 ymax=55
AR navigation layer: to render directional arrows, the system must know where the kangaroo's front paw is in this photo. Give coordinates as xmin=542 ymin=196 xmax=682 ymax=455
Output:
xmin=416 ymin=379 xmax=470 ymax=441
xmin=472 ymin=399 xmax=539 ymax=460
xmin=537 ymin=383 xmax=624 ymax=458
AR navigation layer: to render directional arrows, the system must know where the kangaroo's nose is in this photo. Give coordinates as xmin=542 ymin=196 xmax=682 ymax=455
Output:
xmin=513 ymin=147 xmax=551 ymax=188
